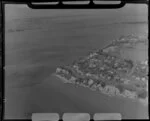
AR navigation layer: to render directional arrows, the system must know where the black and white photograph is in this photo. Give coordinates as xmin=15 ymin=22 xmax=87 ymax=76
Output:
xmin=1 ymin=0 xmax=149 ymax=120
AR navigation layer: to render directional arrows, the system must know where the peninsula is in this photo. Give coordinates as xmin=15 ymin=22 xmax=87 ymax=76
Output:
xmin=54 ymin=34 xmax=148 ymax=104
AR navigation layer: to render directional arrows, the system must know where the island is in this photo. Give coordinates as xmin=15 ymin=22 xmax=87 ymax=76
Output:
xmin=54 ymin=34 xmax=148 ymax=105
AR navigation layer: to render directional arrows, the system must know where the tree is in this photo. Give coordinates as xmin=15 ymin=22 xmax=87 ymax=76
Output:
xmin=116 ymin=84 xmax=125 ymax=94
xmin=101 ymin=81 xmax=106 ymax=88
xmin=137 ymin=90 xmax=147 ymax=99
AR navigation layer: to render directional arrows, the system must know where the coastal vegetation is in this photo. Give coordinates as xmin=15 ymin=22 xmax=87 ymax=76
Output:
xmin=55 ymin=35 xmax=148 ymax=102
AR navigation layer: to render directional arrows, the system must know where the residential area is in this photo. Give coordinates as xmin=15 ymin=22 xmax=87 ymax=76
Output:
xmin=55 ymin=36 xmax=148 ymax=102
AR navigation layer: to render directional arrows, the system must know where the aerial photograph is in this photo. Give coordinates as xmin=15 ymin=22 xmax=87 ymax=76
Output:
xmin=4 ymin=2 xmax=148 ymax=120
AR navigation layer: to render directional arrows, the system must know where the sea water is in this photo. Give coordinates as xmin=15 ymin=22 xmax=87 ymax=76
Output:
xmin=5 ymin=4 xmax=148 ymax=119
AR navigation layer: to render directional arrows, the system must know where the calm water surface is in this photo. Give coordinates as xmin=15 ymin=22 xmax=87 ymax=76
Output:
xmin=5 ymin=4 xmax=148 ymax=119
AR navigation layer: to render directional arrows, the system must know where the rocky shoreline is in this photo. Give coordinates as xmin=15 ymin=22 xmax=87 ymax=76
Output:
xmin=54 ymin=73 xmax=138 ymax=100
xmin=54 ymin=34 xmax=148 ymax=105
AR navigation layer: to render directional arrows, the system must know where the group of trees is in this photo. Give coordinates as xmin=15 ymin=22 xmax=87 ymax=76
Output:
xmin=56 ymin=43 xmax=148 ymax=100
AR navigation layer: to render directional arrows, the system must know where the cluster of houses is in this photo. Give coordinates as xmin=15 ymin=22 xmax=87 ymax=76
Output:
xmin=55 ymin=47 xmax=148 ymax=100
xmin=56 ymin=66 xmax=138 ymax=99
xmin=55 ymin=34 xmax=148 ymax=101
xmin=112 ymin=34 xmax=147 ymax=46
xmin=133 ymin=60 xmax=148 ymax=78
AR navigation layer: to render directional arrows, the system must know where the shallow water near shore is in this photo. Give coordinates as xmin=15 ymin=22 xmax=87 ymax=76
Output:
xmin=5 ymin=4 xmax=148 ymax=119
xmin=5 ymin=74 xmax=148 ymax=119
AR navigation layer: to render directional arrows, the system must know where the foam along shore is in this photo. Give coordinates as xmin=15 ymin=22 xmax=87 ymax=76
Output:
xmin=54 ymin=73 xmax=90 ymax=88
xmin=53 ymin=73 xmax=75 ymax=84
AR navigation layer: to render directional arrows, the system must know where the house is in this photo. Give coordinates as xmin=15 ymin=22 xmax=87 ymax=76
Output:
xmin=103 ymin=85 xmax=116 ymax=96
xmin=123 ymin=90 xmax=137 ymax=99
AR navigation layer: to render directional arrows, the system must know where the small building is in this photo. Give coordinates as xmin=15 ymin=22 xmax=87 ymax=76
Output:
xmin=123 ymin=90 xmax=137 ymax=99
xmin=88 ymin=79 xmax=94 ymax=86
xmin=56 ymin=67 xmax=62 ymax=73
xmin=103 ymin=85 xmax=116 ymax=96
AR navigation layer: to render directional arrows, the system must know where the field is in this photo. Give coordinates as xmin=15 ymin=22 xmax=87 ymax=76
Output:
xmin=4 ymin=4 xmax=148 ymax=119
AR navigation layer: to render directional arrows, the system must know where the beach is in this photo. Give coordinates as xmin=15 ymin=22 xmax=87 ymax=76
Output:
xmin=4 ymin=4 xmax=148 ymax=119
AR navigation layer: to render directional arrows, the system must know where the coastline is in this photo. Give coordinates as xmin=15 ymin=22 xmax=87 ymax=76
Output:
xmin=53 ymin=34 xmax=148 ymax=106
xmin=53 ymin=72 xmax=148 ymax=106
xmin=4 ymin=6 xmax=148 ymax=119
xmin=53 ymin=73 xmax=73 ymax=84
xmin=53 ymin=36 xmax=148 ymax=105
